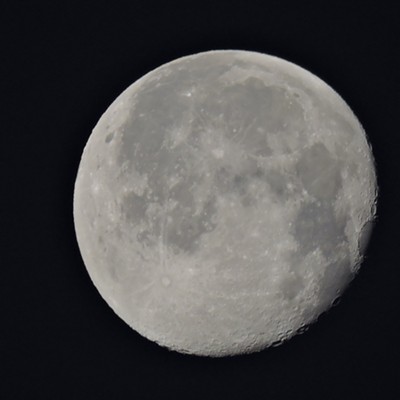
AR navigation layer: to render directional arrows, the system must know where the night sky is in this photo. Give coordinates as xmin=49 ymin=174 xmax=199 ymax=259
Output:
xmin=2 ymin=1 xmax=399 ymax=399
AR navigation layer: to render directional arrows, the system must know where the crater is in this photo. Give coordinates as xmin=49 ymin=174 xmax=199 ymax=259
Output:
xmin=317 ymin=257 xmax=353 ymax=310
xmin=358 ymin=219 xmax=375 ymax=257
xmin=105 ymin=132 xmax=114 ymax=143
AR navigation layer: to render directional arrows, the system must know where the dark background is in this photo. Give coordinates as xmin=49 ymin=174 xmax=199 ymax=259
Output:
xmin=2 ymin=1 xmax=399 ymax=399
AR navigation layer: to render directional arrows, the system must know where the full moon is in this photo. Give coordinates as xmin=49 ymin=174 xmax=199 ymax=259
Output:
xmin=74 ymin=50 xmax=377 ymax=357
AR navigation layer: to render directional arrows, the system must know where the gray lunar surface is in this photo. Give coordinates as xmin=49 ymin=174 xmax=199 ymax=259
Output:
xmin=73 ymin=50 xmax=377 ymax=357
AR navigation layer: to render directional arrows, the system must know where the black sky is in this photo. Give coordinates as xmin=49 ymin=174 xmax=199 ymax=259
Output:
xmin=1 ymin=1 xmax=399 ymax=399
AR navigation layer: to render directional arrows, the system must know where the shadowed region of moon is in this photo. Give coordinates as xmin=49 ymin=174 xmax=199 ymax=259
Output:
xmin=74 ymin=50 xmax=377 ymax=357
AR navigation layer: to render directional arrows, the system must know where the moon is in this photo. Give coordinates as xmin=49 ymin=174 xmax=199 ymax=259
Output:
xmin=73 ymin=50 xmax=377 ymax=357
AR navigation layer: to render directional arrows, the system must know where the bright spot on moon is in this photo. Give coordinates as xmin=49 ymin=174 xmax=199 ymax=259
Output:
xmin=73 ymin=50 xmax=378 ymax=357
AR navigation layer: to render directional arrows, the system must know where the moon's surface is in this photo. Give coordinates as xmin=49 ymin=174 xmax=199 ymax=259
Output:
xmin=74 ymin=50 xmax=377 ymax=357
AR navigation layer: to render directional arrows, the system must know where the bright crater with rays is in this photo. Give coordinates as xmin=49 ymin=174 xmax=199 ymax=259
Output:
xmin=74 ymin=50 xmax=377 ymax=357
